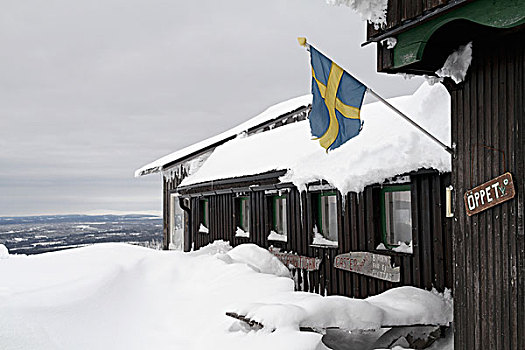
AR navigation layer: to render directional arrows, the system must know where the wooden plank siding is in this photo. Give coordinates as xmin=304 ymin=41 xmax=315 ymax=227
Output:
xmin=367 ymin=0 xmax=473 ymax=72
xmin=448 ymin=32 xmax=524 ymax=350
xmin=182 ymin=171 xmax=452 ymax=298
xmin=367 ymin=0 xmax=466 ymax=39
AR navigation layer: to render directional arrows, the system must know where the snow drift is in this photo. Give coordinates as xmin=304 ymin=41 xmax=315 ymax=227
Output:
xmin=0 ymin=242 xmax=453 ymax=349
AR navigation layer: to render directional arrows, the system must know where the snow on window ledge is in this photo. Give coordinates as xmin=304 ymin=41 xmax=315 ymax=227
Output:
xmin=311 ymin=231 xmax=338 ymax=248
xmin=267 ymin=230 xmax=287 ymax=242
xmin=376 ymin=241 xmax=413 ymax=254
xmin=199 ymin=224 xmax=209 ymax=234
xmin=235 ymin=227 xmax=250 ymax=238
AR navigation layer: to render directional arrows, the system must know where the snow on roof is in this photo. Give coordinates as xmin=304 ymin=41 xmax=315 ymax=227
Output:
xmin=134 ymin=95 xmax=312 ymax=177
xmin=326 ymin=0 xmax=388 ymax=27
xmin=180 ymin=82 xmax=451 ymax=194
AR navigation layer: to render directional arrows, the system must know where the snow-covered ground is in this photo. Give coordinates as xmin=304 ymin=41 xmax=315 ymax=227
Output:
xmin=0 ymin=242 xmax=453 ymax=349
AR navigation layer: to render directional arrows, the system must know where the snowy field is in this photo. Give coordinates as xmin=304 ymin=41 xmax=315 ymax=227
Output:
xmin=0 ymin=242 xmax=453 ymax=349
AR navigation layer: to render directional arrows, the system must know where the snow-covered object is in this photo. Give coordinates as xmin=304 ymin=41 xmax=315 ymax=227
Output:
xmin=233 ymin=286 xmax=453 ymax=332
xmin=326 ymin=0 xmax=388 ymax=27
xmin=181 ymin=83 xmax=451 ymax=196
xmin=135 ymin=95 xmax=311 ymax=177
xmin=436 ymin=42 xmax=473 ymax=84
xmin=199 ymin=223 xmax=209 ymax=234
xmin=235 ymin=227 xmax=250 ymax=238
xmin=268 ymin=230 xmax=287 ymax=242
xmin=225 ymin=243 xmax=290 ymax=278
xmin=0 ymin=244 xmax=9 ymax=259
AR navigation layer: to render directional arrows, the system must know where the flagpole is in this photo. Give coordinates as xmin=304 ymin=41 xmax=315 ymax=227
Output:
xmin=366 ymin=88 xmax=454 ymax=155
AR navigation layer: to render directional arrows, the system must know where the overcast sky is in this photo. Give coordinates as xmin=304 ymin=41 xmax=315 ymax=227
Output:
xmin=0 ymin=0 xmax=423 ymax=216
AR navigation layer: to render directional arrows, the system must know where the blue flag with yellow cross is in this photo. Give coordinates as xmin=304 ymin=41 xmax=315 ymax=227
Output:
xmin=308 ymin=45 xmax=367 ymax=151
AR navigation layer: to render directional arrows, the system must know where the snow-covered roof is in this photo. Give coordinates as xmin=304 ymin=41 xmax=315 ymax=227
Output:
xmin=135 ymin=95 xmax=311 ymax=177
xmin=179 ymin=82 xmax=451 ymax=194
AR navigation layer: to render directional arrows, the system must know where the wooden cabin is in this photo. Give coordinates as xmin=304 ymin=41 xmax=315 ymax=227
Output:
xmin=136 ymin=83 xmax=453 ymax=299
xmin=365 ymin=1 xmax=524 ymax=348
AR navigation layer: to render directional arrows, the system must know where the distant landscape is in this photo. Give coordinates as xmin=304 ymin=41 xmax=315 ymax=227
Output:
xmin=0 ymin=214 xmax=163 ymax=255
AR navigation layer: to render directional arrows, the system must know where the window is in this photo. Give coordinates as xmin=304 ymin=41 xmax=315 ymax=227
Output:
xmin=313 ymin=193 xmax=338 ymax=246
xmin=235 ymin=196 xmax=250 ymax=237
xmin=269 ymin=195 xmax=287 ymax=241
xmin=169 ymin=194 xmax=184 ymax=250
xmin=381 ymin=185 xmax=412 ymax=247
xmin=199 ymin=198 xmax=209 ymax=233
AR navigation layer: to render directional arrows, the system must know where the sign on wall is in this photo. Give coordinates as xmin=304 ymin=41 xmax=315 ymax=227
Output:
xmin=269 ymin=247 xmax=322 ymax=271
xmin=334 ymin=252 xmax=400 ymax=282
xmin=464 ymin=172 xmax=515 ymax=216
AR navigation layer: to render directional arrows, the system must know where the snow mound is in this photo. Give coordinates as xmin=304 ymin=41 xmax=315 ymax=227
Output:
xmin=233 ymin=286 xmax=452 ymax=332
xmin=189 ymin=239 xmax=232 ymax=256
xmin=225 ymin=243 xmax=290 ymax=278
xmin=326 ymin=0 xmax=388 ymax=27
xmin=0 ymin=244 xmax=9 ymax=259
xmin=436 ymin=42 xmax=473 ymax=84
xmin=367 ymin=286 xmax=453 ymax=327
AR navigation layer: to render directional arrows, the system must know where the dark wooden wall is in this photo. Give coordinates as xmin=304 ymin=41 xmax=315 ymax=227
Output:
xmin=367 ymin=0 xmax=469 ymax=38
xmin=186 ymin=171 xmax=452 ymax=298
xmin=449 ymin=32 xmax=524 ymax=350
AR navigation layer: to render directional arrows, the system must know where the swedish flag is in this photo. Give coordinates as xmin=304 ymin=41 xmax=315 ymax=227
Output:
xmin=309 ymin=45 xmax=367 ymax=151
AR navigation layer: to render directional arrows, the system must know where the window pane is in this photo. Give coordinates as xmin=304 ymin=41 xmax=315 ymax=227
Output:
xmin=281 ymin=198 xmax=287 ymax=235
xmin=240 ymin=198 xmax=250 ymax=231
xmin=384 ymin=190 xmax=412 ymax=245
xmin=201 ymin=200 xmax=209 ymax=227
xmin=273 ymin=197 xmax=287 ymax=235
xmin=320 ymin=195 xmax=338 ymax=242
xmin=170 ymin=195 xmax=184 ymax=250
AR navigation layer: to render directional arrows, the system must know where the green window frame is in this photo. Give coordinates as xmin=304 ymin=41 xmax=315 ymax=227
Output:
xmin=199 ymin=198 xmax=209 ymax=228
xmin=272 ymin=195 xmax=287 ymax=236
xmin=380 ymin=185 xmax=412 ymax=248
xmin=316 ymin=192 xmax=338 ymax=243
xmin=237 ymin=197 xmax=250 ymax=232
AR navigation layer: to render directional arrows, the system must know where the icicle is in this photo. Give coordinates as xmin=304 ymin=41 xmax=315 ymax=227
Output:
xmin=341 ymin=193 xmax=347 ymax=215
xmin=299 ymin=189 xmax=305 ymax=224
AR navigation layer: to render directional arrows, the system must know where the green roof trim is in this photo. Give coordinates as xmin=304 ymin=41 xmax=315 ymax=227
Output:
xmin=393 ymin=0 xmax=525 ymax=68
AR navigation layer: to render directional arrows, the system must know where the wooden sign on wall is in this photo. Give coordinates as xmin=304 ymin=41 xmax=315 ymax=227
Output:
xmin=464 ymin=172 xmax=515 ymax=216
xmin=269 ymin=247 xmax=322 ymax=271
xmin=334 ymin=252 xmax=400 ymax=282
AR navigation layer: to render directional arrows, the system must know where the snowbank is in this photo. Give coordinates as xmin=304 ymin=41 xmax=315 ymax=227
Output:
xmin=0 ymin=243 xmax=319 ymax=350
xmin=181 ymin=82 xmax=451 ymax=195
xmin=0 ymin=242 xmax=452 ymax=349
